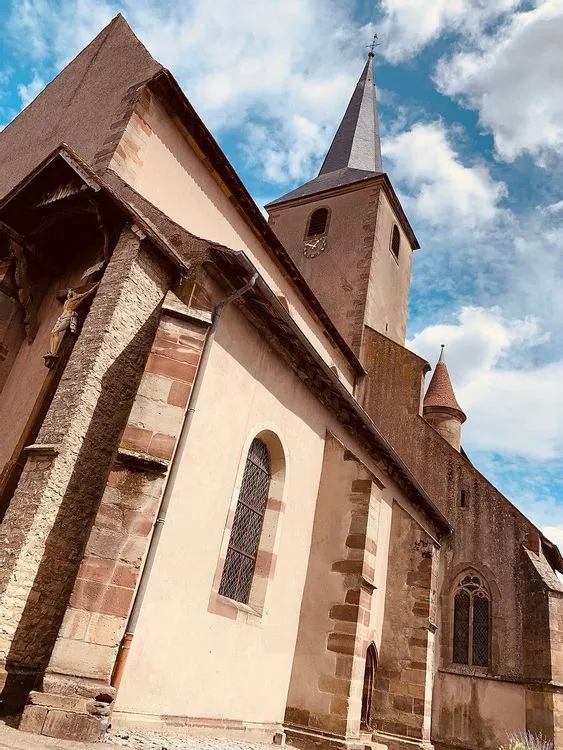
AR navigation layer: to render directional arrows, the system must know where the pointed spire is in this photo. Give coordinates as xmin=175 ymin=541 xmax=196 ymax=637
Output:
xmin=318 ymin=52 xmax=382 ymax=176
xmin=266 ymin=50 xmax=383 ymax=207
xmin=423 ymin=346 xmax=466 ymax=422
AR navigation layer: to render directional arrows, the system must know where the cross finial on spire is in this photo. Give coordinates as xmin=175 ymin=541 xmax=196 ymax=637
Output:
xmin=367 ymin=33 xmax=379 ymax=58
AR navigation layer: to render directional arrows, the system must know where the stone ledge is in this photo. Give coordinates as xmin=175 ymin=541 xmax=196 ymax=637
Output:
xmin=23 ymin=444 xmax=61 ymax=456
xmin=115 ymin=447 xmax=169 ymax=474
xmin=161 ymin=294 xmax=212 ymax=326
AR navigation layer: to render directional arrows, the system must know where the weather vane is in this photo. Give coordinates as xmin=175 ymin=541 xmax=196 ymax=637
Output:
xmin=367 ymin=33 xmax=380 ymax=56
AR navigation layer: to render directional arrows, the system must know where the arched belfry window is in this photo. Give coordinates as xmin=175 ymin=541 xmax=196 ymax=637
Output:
xmin=307 ymin=208 xmax=328 ymax=237
xmin=453 ymin=574 xmax=490 ymax=667
xmin=219 ymin=439 xmax=271 ymax=604
xmin=391 ymin=224 xmax=400 ymax=260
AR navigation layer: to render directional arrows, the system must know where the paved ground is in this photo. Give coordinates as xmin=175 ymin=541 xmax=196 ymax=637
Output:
xmin=107 ymin=731 xmax=273 ymax=750
xmin=0 ymin=722 xmax=274 ymax=750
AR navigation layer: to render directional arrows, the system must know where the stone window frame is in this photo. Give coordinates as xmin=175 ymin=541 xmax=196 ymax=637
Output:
xmin=390 ymin=224 xmax=400 ymax=263
xmin=453 ymin=574 xmax=490 ymax=667
xmin=304 ymin=207 xmax=331 ymax=239
xmin=208 ymin=427 xmax=287 ymax=623
xmin=441 ymin=564 xmax=500 ymax=676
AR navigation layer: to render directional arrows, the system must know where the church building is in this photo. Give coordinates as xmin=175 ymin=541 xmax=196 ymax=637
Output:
xmin=0 ymin=15 xmax=561 ymax=750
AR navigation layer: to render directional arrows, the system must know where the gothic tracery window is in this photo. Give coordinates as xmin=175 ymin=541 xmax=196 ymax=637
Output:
xmin=219 ymin=439 xmax=271 ymax=604
xmin=453 ymin=574 xmax=490 ymax=667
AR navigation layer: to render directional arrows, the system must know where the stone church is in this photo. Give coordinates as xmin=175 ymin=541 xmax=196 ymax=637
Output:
xmin=0 ymin=15 xmax=561 ymax=750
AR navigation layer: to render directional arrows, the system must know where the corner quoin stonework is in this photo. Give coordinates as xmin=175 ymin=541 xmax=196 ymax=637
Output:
xmin=372 ymin=502 xmax=439 ymax=748
xmin=284 ymin=434 xmax=380 ymax=747
xmin=18 ymin=292 xmax=210 ymax=741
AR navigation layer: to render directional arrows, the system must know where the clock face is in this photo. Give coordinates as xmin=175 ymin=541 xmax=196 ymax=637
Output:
xmin=303 ymin=235 xmax=327 ymax=258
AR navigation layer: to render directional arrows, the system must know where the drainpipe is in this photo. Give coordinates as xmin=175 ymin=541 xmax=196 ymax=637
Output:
xmin=111 ymin=272 xmax=258 ymax=690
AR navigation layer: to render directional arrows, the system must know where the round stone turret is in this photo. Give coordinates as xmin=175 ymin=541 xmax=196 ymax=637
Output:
xmin=423 ymin=345 xmax=466 ymax=452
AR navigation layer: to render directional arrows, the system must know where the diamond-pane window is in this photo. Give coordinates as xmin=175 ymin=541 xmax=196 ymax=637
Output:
xmin=453 ymin=590 xmax=470 ymax=664
xmin=452 ymin=575 xmax=490 ymax=668
xmin=219 ymin=439 xmax=270 ymax=604
xmin=307 ymin=208 xmax=328 ymax=237
xmin=472 ymin=594 xmax=490 ymax=667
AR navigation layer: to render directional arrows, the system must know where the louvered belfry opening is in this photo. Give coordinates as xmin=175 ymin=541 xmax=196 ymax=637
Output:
xmin=391 ymin=224 xmax=400 ymax=259
xmin=452 ymin=575 xmax=490 ymax=667
xmin=307 ymin=208 xmax=328 ymax=237
xmin=219 ymin=439 xmax=271 ymax=604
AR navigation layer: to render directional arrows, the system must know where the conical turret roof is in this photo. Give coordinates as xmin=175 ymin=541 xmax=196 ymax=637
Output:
xmin=267 ymin=52 xmax=383 ymax=207
xmin=423 ymin=346 xmax=466 ymax=422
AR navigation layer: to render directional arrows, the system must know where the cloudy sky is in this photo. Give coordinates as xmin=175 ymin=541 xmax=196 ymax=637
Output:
xmin=1 ymin=0 xmax=562 ymax=545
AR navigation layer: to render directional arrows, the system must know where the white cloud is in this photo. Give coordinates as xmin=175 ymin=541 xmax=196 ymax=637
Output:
xmin=377 ymin=0 xmax=522 ymax=63
xmin=5 ymin=0 xmax=376 ymax=185
xmin=543 ymin=525 xmax=563 ymax=548
xmin=17 ymin=72 xmax=46 ymax=108
xmin=435 ymin=1 xmax=563 ymax=164
xmin=382 ymin=121 xmax=507 ymax=230
xmin=545 ymin=200 xmax=563 ymax=214
xmin=408 ymin=306 xmax=563 ymax=460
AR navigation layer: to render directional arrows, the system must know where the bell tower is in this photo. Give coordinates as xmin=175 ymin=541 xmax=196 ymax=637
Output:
xmin=266 ymin=50 xmax=419 ymax=357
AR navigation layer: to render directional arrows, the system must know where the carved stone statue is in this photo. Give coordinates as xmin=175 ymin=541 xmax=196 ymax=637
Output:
xmin=44 ymin=283 xmax=100 ymax=368
xmin=10 ymin=240 xmax=37 ymax=343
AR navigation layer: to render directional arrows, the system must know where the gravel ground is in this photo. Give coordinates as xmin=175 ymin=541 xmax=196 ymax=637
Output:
xmin=106 ymin=731 xmax=274 ymax=750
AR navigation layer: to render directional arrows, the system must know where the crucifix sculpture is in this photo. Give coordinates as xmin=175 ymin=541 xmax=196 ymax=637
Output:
xmin=43 ymin=282 xmax=100 ymax=369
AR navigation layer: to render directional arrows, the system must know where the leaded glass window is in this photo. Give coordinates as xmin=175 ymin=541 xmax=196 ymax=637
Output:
xmin=452 ymin=575 xmax=490 ymax=668
xmin=219 ymin=439 xmax=270 ymax=604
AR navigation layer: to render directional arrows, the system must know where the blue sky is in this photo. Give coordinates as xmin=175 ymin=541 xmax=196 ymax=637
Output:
xmin=1 ymin=0 xmax=563 ymax=543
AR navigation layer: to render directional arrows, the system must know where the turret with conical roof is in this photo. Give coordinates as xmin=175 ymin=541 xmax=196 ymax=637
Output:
xmin=423 ymin=345 xmax=466 ymax=451
xmin=266 ymin=47 xmax=419 ymax=356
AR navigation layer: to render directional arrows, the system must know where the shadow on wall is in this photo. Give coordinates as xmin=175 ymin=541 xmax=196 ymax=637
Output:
xmin=0 ymin=308 xmax=161 ymax=715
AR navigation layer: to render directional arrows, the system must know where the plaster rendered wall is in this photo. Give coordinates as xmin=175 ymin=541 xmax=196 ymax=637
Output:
xmin=365 ymin=189 xmax=413 ymax=347
xmin=108 ymin=93 xmax=355 ymax=390
xmin=112 ymin=300 xmax=409 ymax=729
xmin=266 ymin=184 xmax=378 ymax=353
xmin=423 ymin=411 xmax=461 ymax=452
xmin=432 ymin=672 xmax=526 ymax=749
xmin=113 ymin=300 xmax=326 ymax=726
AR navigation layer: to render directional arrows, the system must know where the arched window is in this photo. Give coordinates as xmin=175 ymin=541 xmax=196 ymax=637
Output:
xmin=307 ymin=208 xmax=328 ymax=237
xmin=390 ymin=224 xmax=400 ymax=260
xmin=361 ymin=643 xmax=378 ymax=730
xmin=219 ymin=439 xmax=271 ymax=604
xmin=453 ymin=575 xmax=490 ymax=667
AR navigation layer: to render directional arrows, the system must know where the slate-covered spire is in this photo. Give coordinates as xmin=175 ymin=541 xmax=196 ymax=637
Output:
xmin=423 ymin=346 xmax=466 ymax=452
xmin=266 ymin=51 xmax=383 ymax=207
xmin=319 ymin=51 xmax=382 ymax=176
